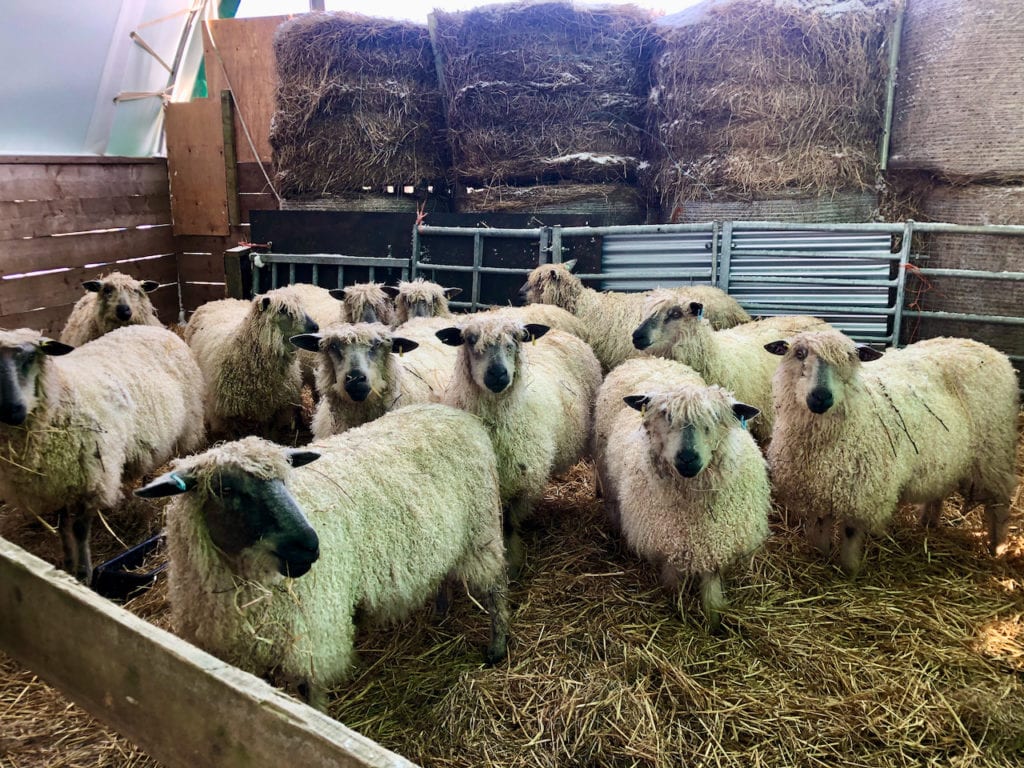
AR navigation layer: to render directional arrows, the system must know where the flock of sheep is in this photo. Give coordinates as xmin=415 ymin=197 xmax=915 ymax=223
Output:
xmin=0 ymin=264 xmax=1018 ymax=709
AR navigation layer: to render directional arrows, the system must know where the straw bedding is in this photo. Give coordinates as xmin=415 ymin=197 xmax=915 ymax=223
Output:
xmin=430 ymin=3 xmax=653 ymax=186
xmin=270 ymin=12 xmax=448 ymax=199
xmin=647 ymin=0 xmax=893 ymax=219
xmin=2 ymin=422 xmax=1023 ymax=766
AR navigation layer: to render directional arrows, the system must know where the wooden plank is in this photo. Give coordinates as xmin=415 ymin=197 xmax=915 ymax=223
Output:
xmin=0 ymin=303 xmax=78 ymax=337
xmin=0 ymin=195 xmax=172 ymax=241
xmin=237 ymin=162 xmax=276 ymax=194
xmin=2 ymin=226 xmax=176 ymax=277
xmin=205 ymin=17 xmax=289 ymax=165
xmin=0 ymin=156 xmax=166 ymax=166
xmin=240 ymin=192 xmax=279 ymax=222
xmin=222 ymin=90 xmax=242 ymax=227
xmin=179 ymin=250 xmax=226 ymax=283
xmin=165 ymin=100 xmax=229 ymax=237
xmin=0 ymin=162 xmax=169 ymax=202
xmin=181 ymin=281 xmax=227 ymax=313
xmin=224 ymin=246 xmax=248 ymax=299
xmin=0 ymin=255 xmax=179 ymax=316
xmin=0 ymin=538 xmax=417 ymax=768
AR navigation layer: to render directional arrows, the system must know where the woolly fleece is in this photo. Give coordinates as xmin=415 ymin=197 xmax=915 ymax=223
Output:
xmin=59 ymin=272 xmax=162 ymax=347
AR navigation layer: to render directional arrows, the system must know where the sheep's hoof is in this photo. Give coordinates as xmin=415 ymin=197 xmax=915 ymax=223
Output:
xmin=483 ymin=641 xmax=508 ymax=667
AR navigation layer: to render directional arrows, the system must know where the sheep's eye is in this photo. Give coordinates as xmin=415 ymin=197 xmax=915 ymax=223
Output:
xmin=278 ymin=306 xmax=289 ymax=316
xmin=103 ymin=286 xmax=114 ymax=296
xmin=505 ymin=342 xmax=516 ymax=352
xmin=795 ymin=348 xmax=807 ymax=361
xmin=667 ymin=307 xmax=683 ymax=320
xmin=465 ymin=333 xmax=479 ymax=346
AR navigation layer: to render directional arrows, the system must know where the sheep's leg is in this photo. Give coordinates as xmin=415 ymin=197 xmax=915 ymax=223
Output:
xmin=699 ymin=570 xmax=726 ymax=634
xmin=433 ymin=576 xmax=454 ymax=620
xmin=296 ymin=679 xmax=328 ymax=712
xmin=807 ymin=512 xmax=834 ymax=556
xmin=57 ymin=506 xmax=95 ymax=582
xmin=984 ymin=499 xmax=1011 ymax=557
xmin=483 ymin=585 xmax=509 ymax=666
xmin=503 ymin=497 xmax=531 ymax=580
xmin=840 ymin=523 xmax=866 ymax=577
xmin=919 ymin=500 xmax=943 ymax=528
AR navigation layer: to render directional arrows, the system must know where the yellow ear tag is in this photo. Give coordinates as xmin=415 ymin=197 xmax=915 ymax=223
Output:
xmin=531 ymin=334 xmax=536 ymax=346
xmin=399 ymin=349 xmax=404 ymax=358
xmin=641 ymin=403 xmax=647 ymax=416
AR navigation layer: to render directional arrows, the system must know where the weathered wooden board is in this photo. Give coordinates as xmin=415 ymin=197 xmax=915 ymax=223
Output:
xmin=205 ymin=16 xmax=288 ymax=165
xmin=0 ymin=194 xmax=172 ymax=241
xmin=0 ymin=538 xmax=417 ymax=768
xmin=179 ymin=250 xmax=226 ymax=284
xmin=2 ymin=225 xmax=176 ymax=277
xmin=181 ymin=282 xmax=227 ymax=314
xmin=165 ymin=100 xmax=229 ymax=236
xmin=0 ymin=162 xmax=169 ymax=202
xmin=0 ymin=303 xmax=80 ymax=337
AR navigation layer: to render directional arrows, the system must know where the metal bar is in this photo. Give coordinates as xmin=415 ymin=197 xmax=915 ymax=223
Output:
xmin=728 ymin=275 xmax=899 ymax=287
xmin=410 ymin=226 xmax=420 ymax=279
xmin=551 ymin=226 xmax=563 ymax=264
xmin=710 ymin=221 xmax=719 ymax=286
xmin=288 ymin=263 xmax=295 ymax=285
xmin=256 ymin=254 xmax=410 ymax=268
xmin=537 ymin=227 xmax=550 ymax=266
xmin=879 ymin=0 xmax=905 ymax=171
xmin=740 ymin=302 xmax=897 ymax=316
xmin=251 ymin=261 xmax=259 ymax=297
xmin=914 ymin=268 xmax=1024 ymax=281
xmin=417 ymin=225 xmax=544 ymax=238
xmin=472 ymin=231 xmax=483 ymax=310
xmin=729 ymin=249 xmax=901 ymax=260
xmin=731 ymin=221 xmax=904 ymax=233
xmin=271 ymin=263 xmax=278 ymax=291
xmin=311 ymin=264 xmax=318 ymax=286
xmin=901 ymin=310 xmax=1024 ymax=325
xmin=912 ymin=222 xmax=1024 ymax=236
xmin=720 ymin=221 xmax=733 ymax=293
xmin=891 ymin=221 xmax=913 ymax=346
xmin=576 ymin=270 xmax=714 ymax=281
xmin=368 ymin=266 xmax=375 ymax=282
xmin=558 ymin=223 xmax=716 ymax=237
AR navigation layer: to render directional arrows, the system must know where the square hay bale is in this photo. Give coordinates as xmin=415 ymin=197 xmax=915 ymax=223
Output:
xmin=647 ymin=0 xmax=894 ymax=218
xmin=669 ymin=189 xmax=879 ymax=223
xmin=889 ymin=0 xmax=1024 ymax=181
xmin=430 ymin=2 xmax=654 ymax=186
xmin=457 ymin=182 xmax=646 ymax=221
xmin=270 ymin=12 xmax=449 ymax=199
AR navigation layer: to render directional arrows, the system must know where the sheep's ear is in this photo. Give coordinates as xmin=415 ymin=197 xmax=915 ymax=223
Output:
xmin=260 ymin=296 xmax=272 ymax=311
xmin=521 ymin=323 xmax=550 ymax=342
xmin=141 ymin=280 xmax=160 ymax=293
xmin=82 ymin=280 xmax=102 ymax=293
xmin=764 ymin=340 xmax=789 ymax=356
xmin=444 ymin=287 xmax=463 ymax=299
xmin=380 ymin=286 xmax=400 ymax=299
xmin=328 ymin=288 xmax=347 ymax=301
xmin=562 ymin=259 xmax=577 ymax=272
xmin=390 ymin=337 xmax=419 ymax=354
xmin=436 ymin=327 xmax=464 ymax=346
xmin=38 ymin=339 xmax=74 ymax=356
xmin=289 ymin=333 xmax=322 ymax=352
xmin=856 ymin=344 xmax=884 ymax=362
xmin=689 ymin=302 xmax=704 ymax=318
xmin=285 ymin=449 xmax=321 ymax=468
xmin=732 ymin=402 xmax=760 ymax=422
xmin=135 ymin=470 xmax=196 ymax=498
xmin=623 ymin=394 xmax=651 ymax=412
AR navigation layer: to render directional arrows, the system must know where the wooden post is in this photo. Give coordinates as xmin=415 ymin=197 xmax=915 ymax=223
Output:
xmin=224 ymin=245 xmax=249 ymax=299
xmin=221 ymin=90 xmax=241 ymax=227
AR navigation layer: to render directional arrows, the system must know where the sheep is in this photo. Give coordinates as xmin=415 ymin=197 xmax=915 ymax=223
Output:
xmin=394 ymin=277 xmax=461 ymax=324
xmin=0 ymin=325 xmax=205 ymax=581
xmin=270 ymin=283 xmax=345 ymax=389
xmin=591 ymin=356 xmax=705 ymax=525
xmin=484 ymin=303 xmax=587 ymax=339
xmin=291 ymin=322 xmax=451 ymax=438
xmin=135 ymin=404 xmax=509 ymax=709
xmin=517 ymin=260 xmax=751 ymax=370
xmin=438 ymin=315 xmax=602 ymax=575
xmin=765 ymin=330 xmax=1020 ymax=575
xmin=329 ymin=282 xmax=397 ymax=326
xmin=606 ymin=384 xmax=769 ymax=630
xmin=632 ymin=290 xmax=830 ymax=441
xmin=184 ymin=289 xmax=318 ymax=442
xmin=59 ymin=271 xmax=163 ymax=347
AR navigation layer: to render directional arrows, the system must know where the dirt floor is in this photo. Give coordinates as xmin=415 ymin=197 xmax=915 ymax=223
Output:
xmin=1 ymin=424 xmax=1022 ymax=768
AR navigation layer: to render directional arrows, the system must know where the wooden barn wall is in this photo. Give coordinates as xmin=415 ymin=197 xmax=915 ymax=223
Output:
xmin=0 ymin=156 xmax=180 ymax=335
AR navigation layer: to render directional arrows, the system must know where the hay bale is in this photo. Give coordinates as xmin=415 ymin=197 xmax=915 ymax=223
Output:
xmin=430 ymin=3 xmax=653 ymax=186
xmin=670 ymin=189 xmax=879 ymax=223
xmin=457 ymin=183 xmax=645 ymax=221
xmin=648 ymin=0 xmax=894 ymax=219
xmin=890 ymin=0 xmax=1024 ymax=181
xmin=270 ymin=12 xmax=448 ymax=199
xmin=902 ymin=182 xmax=1024 ymax=355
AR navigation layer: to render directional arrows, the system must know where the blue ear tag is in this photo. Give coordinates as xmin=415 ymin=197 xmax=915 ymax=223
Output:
xmin=170 ymin=472 xmax=188 ymax=491
xmin=697 ymin=307 xmax=704 ymax=320
xmin=740 ymin=415 xmax=748 ymax=431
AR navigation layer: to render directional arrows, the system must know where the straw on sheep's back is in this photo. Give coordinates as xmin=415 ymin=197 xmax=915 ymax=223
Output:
xmin=270 ymin=12 xmax=448 ymax=199
xmin=430 ymin=2 xmax=653 ymax=187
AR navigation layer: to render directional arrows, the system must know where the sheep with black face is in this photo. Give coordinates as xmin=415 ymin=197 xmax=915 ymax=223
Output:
xmin=605 ymin=383 xmax=769 ymax=630
xmin=330 ymin=282 xmax=398 ymax=326
xmin=60 ymin=272 xmax=163 ymax=347
xmin=394 ymin=278 xmax=462 ymax=324
xmin=0 ymin=325 xmax=204 ymax=581
xmin=137 ymin=405 xmax=509 ymax=709
xmin=766 ymin=330 xmax=1019 ymax=575
xmin=438 ymin=315 xmax=602 ymax=575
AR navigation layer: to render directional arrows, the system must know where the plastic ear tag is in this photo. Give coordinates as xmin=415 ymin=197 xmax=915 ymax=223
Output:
xmin=740 ymin=415 xmax=748 ymax=431
xmin=698 ymin=307 xmax=705 ymax=320
xmin=641 ymin=403 xmax=647 ymax=416
xmin=531 ymin=333 xmax=537 ymax=346
xmin=399 ymin=348 xmax=404 ymax=358
xmin=170 ymin=472 xmax=188 ymax=491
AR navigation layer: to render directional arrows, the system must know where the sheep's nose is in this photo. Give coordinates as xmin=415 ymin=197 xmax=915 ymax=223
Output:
xmin=115 ymin=304 xmax=132 ymax=321
xmin=807 ymin=387 xmax=834 ymax=414
xmin=515 ymin=286 xmax=529 ymax=306
xmin=345 ymin=372 xmax=366 ymax=385
xmin=0 ymin=401 xmax=27 ymax=425
xmin=632 ymin=328 xmax=651 ymax=350
xmin=484 ymin=365 xmax=510 ymax=393
xmin=305 ymin=317 xmax=319 ymax=333
xmin=674 ymin=448 xmax=702 ymax=477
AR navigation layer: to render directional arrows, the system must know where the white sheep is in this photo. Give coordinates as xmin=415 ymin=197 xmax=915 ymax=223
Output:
xmin=765 ymin=330 xmax=1020 ymax=575
xmin=438 ymin=315 xmax=602 ymax=575
xmin=0 ymin=325 xmax=205 ymax=581
xmin=59 ymin=271 xmax=163 ymax=347
xmin=330 ymin=282 xmax=398 ymax=326
xmin=606 ymin=383 xmax=769 ymax=629
xmin=591 ymin=356 xmax=705 ymax=525
xmin=394 ymin=277 xmax=461 ymax=324
xmin=632 ymin=290 xmax=830 ymax=441
xmin=517 ymin=260 xmax=751 ymax=370
xmin=291 ymin=322 xmax=448 ymax=438
xmin=184 ymin=289 xmax=318 ymax=442
xmin=136 ymin=404 xmax=509 ymax=709
xmin=270 ymin=283 xmax=345 ymax=389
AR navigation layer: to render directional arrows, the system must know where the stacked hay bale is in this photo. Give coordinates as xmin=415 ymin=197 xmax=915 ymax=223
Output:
xmin=647 ymin=0 xmax=894 ymax=223
xmin=888 ymin=0 xmax=1024 ymax=358
xmin=270 ymin=12 xmax=449 ymax=208
xmin=429 ymin=2 xmax=652 ymax=221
